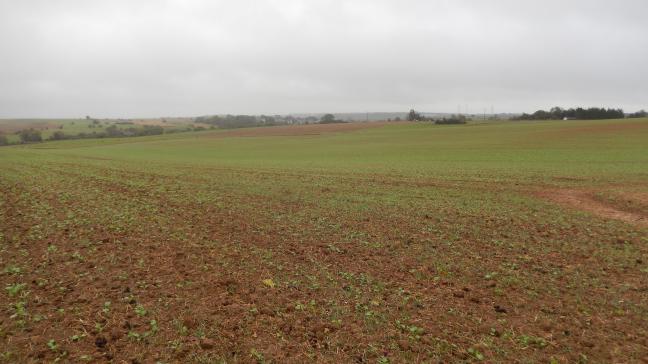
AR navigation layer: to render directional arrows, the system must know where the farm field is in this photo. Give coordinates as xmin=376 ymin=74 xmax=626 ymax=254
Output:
xmin=0 ymin=117 xmax=199 ymax=143
xmin=1 ymin=119 xmax=647 ymax=363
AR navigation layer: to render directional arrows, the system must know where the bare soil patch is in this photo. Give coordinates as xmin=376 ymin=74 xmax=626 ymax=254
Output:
xmin=0 ymin=120 xmax=59 ymax=133
xmin=538 ymin=189 xmax=648 ymax=227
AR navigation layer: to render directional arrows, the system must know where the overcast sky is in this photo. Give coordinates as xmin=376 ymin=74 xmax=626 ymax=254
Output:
xmin=0 ymin=0 xmax=647 ymax=118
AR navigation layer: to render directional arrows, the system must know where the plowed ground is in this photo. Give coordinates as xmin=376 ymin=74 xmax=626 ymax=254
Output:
xmin=1 ymin=160 xmax=647 ymax=363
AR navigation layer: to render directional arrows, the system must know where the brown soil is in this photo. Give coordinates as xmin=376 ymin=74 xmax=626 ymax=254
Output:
xmin=0 ymin=120 xmax=59 ymax=133
xmin=624 ymin=191 xmax=648 ymax=205
xmin=1 ymin=163 xmax=647 ymax=363
xmin=538 ymin=189 xmax=648 ymax=228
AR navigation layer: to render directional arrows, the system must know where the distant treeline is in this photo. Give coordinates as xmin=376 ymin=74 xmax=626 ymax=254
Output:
xmin=48 ymin=125 xmax=166 ymax=141
xmin=319 ymin=114 xmax=346 ymax=124
xmin=196 ymin=115 xmax=272 ymax=129
xmin=628 ymin=110 xmax=648 ymax=118
xmin=407 ymin=109 xmax=468 ymax=124
xmin=0 ymin=113 xmax=344 ymax=146
xmin=0 ymin=125 xmax=171 ymax=146
xmin=516 ymin=107 xmax=638 ymax=120
xmin=194 ymin=114 xmax=350 ymax=128
xmin=0 ymin=129 xmax=45 ymax=145
xmin=434 ymin=116 xmax=468 ymax=125
xmin=195 ymin=114 xmax=324 ymax=128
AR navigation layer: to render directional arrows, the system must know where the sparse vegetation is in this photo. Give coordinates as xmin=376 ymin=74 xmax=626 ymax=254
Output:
xmin=0 ymin=118 xmax=646 ymax=362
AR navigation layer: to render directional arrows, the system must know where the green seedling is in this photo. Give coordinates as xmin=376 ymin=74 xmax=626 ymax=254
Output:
xmin=5 ymin=283 xmax=26 ymax=297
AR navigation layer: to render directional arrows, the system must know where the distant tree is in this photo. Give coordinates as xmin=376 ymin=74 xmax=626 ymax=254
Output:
xmin=407 ymin=109 xmax=423 ymax=121
xmin=18 ymin=129 xmax=42 ymax=143
xmin=260 ymin=115 xmax=276 ymax=125
xmin=435 ymin=114 xmax=467 ymax=125
xmin=136 ymin=125 xmax=164 ymax=136
xmin=320 ymin=114 xmax=336 ymax=123
xmin=394 ymin=117 xmax=402 ymax=121
xmin=49 ymin=131 xmax=66 ymax=141
xmin=0 ymin=134 xmax=8 ymax=146
xmin=549 ymin=106 xmax=564 ymax=119
xmin=105 ymin=125 xmax=123 ymax=137
xmin=628 ymin=110 xmax=647 ymax=118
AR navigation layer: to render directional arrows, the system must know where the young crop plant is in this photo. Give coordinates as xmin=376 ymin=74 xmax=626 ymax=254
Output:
xmin=250 ymin=348 xmax=266 ymax=364
xmin=70 ymin=333 xmax=86 ymax=342
xmin=10 ymin=301 xmax=27 ymax=320
xmin=47 ymin=339 xmax=58 ymax=351
xmin=467 ymin=347 xmax=485 ymax=361
xmin=395 ymin=319 xmax=426 ymax=340
xmin=5 ymin=283 xmax=26 ymax=297
xmin=102 ymin=301 xmax=111 ymax=314
xmin=135 ymin=304 xmax=148 ymax=317
xmin=3 ymin=265 xmax=22 ymax=275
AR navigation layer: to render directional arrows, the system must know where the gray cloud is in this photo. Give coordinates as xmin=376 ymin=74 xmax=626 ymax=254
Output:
xmin=1 ymin=0 xmax=647 ymax=117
